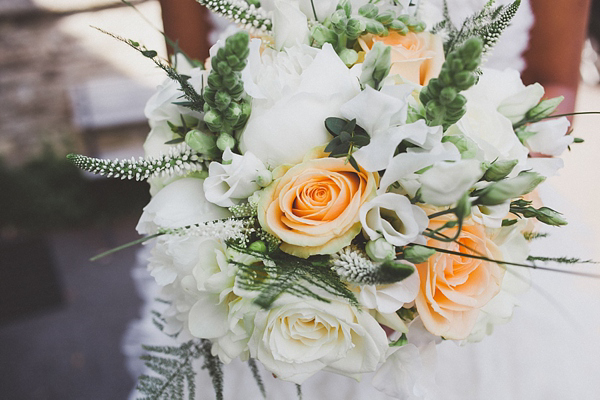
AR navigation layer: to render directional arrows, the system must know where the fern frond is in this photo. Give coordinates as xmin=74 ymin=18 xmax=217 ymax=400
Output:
xmin=527 ymin=256 xmax=597 ymax=265
xmin=247 ymin=358 xmax=266 ymax=398
xmin=196 ymin=0 xmax=273 ymax=32
xmin=67 ymin=144 xmax=206 ymax=181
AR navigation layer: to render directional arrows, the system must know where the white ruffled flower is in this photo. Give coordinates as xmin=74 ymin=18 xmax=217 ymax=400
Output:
xmin=203 ymin=149 xmax=268 ymax=207
xmin=471 ymin=202 xmax=511 ymax=228
xmin=466 ymin=68 xmax=544 ymax=124
xmin=270 ymin=0 xmax=310 ymax=50
xmin=419 ymin=159 xmax=484 ymax=206
xmin=524 ymin=118 xmax=573 ymax=156
xmin=137 ymin=178 xmax=232 ymax=235
xmin=239 ymin=41 xmax=361 ymax=167
xmin=248 ymin=294 xmax=388 ymax=384
xmin=372 ymin=318 xmax=441 ymax=400
xmin=360 ymin=193 xmax=429 ymax=246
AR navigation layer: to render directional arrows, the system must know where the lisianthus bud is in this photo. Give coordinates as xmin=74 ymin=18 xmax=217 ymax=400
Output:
xmin=255 ymin=169 xmax=273 ymax=187
xmin=185 ymin=130 xmax=219 ymax=158
xmin=525 ymin=96 xmax=564 ymax=122
xmin=346 ymin=18 xmax=366 ymax=39
xmin=366 ymin=20 xmax=387 ymax=35
xmin=204 ymin=109 xmax=223 ymax=130
xmin=483 ymin=159 xmax=519 ymax=182
xmin=389 ymin=19 xmax=408 ymax=34
xmin=358 ymin=3 xmax=378 ymax=18
xmin=216 ymin=133 xmax=236 ymax=151
xmin=536 ymin=207 xmax=568 ymax=226
xmin=403 ymin=245 xmax=436 ymax=264
xmin=477 ymin=172 xmax=546 ymax=206
xmin=366 ymin=238 xmax=395 ymax=262
xmin=248 ymin=240 xmax=268 ymax=253
xmin=376 ymin=10 xmax=396 ymax=25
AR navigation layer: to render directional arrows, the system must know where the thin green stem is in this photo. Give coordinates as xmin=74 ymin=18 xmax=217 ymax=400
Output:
xmin=90 ymin=233 xmax=163 ymax=261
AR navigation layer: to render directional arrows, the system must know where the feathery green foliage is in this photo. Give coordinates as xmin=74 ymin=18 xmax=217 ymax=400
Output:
xmin=434 ymin=0 xmax=521 ymax=57
xmin=203 ymin=32 xmax=252 ymax=149
xmin=332 ymin=246 xmax=416 ymax=285
xmin=93 ymin=27 xmax=205 ymax=113
xmin=419 ymin=37 xmax=482 ymax=130
xmin=247 ymin=358 xmax=267 ymax=398
xmin=67 ymin=144 xmax=206 ymax=181
xmin=196 ymin=0 xmax=273 ymax=32
xmin=137 ymin=340 xmax=223 ymax=400
xmin=228 ymin=244 xmax=360 ymax=309
xmin=527 ymin=256 xmax=598 ymax=265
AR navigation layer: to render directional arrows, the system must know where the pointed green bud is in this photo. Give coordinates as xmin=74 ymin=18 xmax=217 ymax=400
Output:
xmin=358 ymin=3 xmax=378 ymax=18
xmin=366 ymin=238 xmax=395 ymax=262
xmin=376 ymin=10 xmax=396 ymax=25
xmin=410 ymin=21 xmax=426 ymax=32
xmin=337 ymin=0 xmax=352 ymax=17
xmin=331 ymin=10 xmax=348 ymax=32
xmin=366 ymin=20 xmax=386 ymax=35
xmin=248 ymin=240 xmax=268 ymax=253
xmin=225 ymin=31 xmax=249 ymax=57
xmin=483 ymin=159 xmax=519 ymax=181
xmin=204 ymin=109 xmax=223 ymax=130
xmin=455 ymin=193 xmax=472 ymax=220
xmin=256 ymin=169 xmax=273 ymax=187
xmin=535 ymin=207 xmax=568 ymax=226
xmin=346 ymin=18 xmax=366 ymax=39
xmin=339 ymin=48 xmax=359 ymax=66
xmin=453 ymin=71 xmax=476 ymax=90
xmin=376 ymin=260 xmax=415 ymax=284
xmin=185 ymin=129 xmax=220 ymax=158
xmin=311 ymin=25 xmax=337 ymax=47
xmin=360 ymin=41 xmax=391 ymax=90
xmin=389 ymin=19 xmax=409 ymax=34
xmin=477 ymin=172 xmax=546 ymax=206
xmin=439 ymin=87 xmax=458 ymax=105
xmin=233 ymin=100 xmax=252 ymax=130
xmin=223 ymin=102 xmax=243 ymax=122
xmin=525 ymin=96 xmax=564 ymax=122
xmin=207 ymin=72 xmax=223 ymax=89
xmin=403 ymin=245 xmax=436 ymax=264
xmin=216 ymin=133 xmax=236 ymax=151
xmin=216 ymin=60 xmax=232 ymax=76
xmin=459 ymin=37 xmax=483 ymax=62
xmin=214 ymin=90 xmax=232 ymax=111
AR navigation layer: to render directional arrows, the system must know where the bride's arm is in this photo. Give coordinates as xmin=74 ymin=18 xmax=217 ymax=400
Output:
xmin=522 ymin=0 xmax=592 ymax=115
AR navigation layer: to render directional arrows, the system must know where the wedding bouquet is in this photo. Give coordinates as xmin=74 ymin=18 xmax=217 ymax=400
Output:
xmin=69 ymin=0 xmax=587 ymax=398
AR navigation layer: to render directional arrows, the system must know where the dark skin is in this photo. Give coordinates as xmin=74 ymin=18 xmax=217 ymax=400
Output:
xmin=159 ymin=0 xmax=592 ymax=115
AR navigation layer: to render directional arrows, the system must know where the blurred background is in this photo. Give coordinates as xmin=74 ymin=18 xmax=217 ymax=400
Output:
xmin=0 ymin=0 xmax=599 ymax=399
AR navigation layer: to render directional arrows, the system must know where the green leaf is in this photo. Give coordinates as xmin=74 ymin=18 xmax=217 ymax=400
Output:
xmin=325 ymin=117 xmax=347 ymax=136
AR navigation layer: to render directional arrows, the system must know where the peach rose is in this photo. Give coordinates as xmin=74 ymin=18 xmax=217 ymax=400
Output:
xmin=358 ymin=31 xmax=444 ymax=86
xmin=257 ymin=149 xmax=378 ymax=258
xmin=415 ymin=213 xmax=505 ymax=339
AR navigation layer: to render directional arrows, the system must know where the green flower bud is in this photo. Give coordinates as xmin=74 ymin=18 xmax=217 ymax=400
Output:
xmin=185 ymin=129 xmax=220 ymax=158
xmin=438 ymin=69 xmax=453 ymax=87
xmin=225 ymin=31 xmax=250 ymax=57
xmin=311 ymin=25 xmax=337 ymax=47
xmin=403 ymin=245 xmax=436 ymax=264
xmin=366 ymin=238 xmax=395 ymax=262
xmin=223 ymin=102 xmax=242 ymax=122
xmin=216 ymin=133 xmax=236 ymax=151
xmin=214 ymin=90 xmax=232 ymax=111
xmin=447 ymin=94 xmax=467 ymax=109
xmin=453 ymin=71 xmax=476 ymax=90
xmin=248 ymin=240 xmax=268 ymax=253
xmin=376 ymin=10 xmax=396 ymax=25
xmin=330 ymin=10 xmax=348 ymax=32
xmin=360 ymin=41 xmax=391 ymax=89
xmin=477 ymin=172 xmax=546 ymax=206
xmin=217 ymin=60 xmax=232 ymax=76
xmin=525 ymin=96 xmax=564 ymax=122
xmin=410 ymin=21 xmax=426 ymax=32
xmin=439 ymin=87 xmax=458 ymax=105
xmin=346 ymin=18 xmax=366 ymax=39
xmin=204 ymin=109 xmax=223 ymax=129
xmin=207 ymin=72 xmax=223 ymax=89
xmin=449 ymin=58 xmax=464 ymax=73
xmin=442 ymin=131 xmax=479 ymax=159
xmin=226 ymin=54 xmax=241 ymax=68
xmin=233 ymin=100 xmax=252 ymax=130
xmin=358 ymin=3 xmax=378 ymax=18
xmin=455 ymin=193 xmax=472 ymax=220
xmin=339 ymin=48 xmax=359 ymax=66
xmin=255 ymin=169 xmax=273 ymax=187
xmin=366 ymin=20 xmax=386 ymax=35
xmin=389 ymin=20 xmax=409 ymax=34
xmin=459 ymin=37 xmax=483 ymax=62
xmin=535 ymin=207 xmax=568 ymax=226
xmin=483 ymin=159 xmax=519 ymax=181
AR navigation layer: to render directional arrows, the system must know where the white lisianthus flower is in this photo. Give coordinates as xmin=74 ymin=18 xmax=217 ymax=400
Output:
xmin=471 ymin=202 xmax=511 ymax=228
xmin=372 ymin=318 xmax=440 ymax=400
xmin=271 ymin=0 xmax=310 ymax=50
xmin=136 ymin=178 xmax=232 ymax=235
xmin=248 ymin=295 xmax=388 ymax=384
xmin=467 ymin=221 xmax=531 ymax=342
xmin=239 ymin=42 xmax=361 ymax=167
xmin=419 ymin=159 xmax=484 ymax=206
xmin=203 ymin=149 xmax=268 ymax=207
xmin=456 ymin=98 xmax=529 ymax=166
xmin=357 ymin=269 xmax=420 ymax=315
xmin=524 ymin=118 xmax=573 ymax=156
xmin=465 ymin=68 xmax=544 ymax=124
xmin=261 ymin=0 xmax=340 ymax=22
xmin=187 ymin=240 xmax=259 ymax=363
xmin=360 ymin=193 xmax=429 ymax=246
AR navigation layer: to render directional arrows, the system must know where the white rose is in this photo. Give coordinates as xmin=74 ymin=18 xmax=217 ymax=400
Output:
xmin=372 ymin=318 xmax=440 ymax=400
xmin=248 ymin=295 xmax=388 ymax=384
xmin=360 ymin=193 xmax=429 ymax=246
xmin=203 ymin=149 xmax=268 ymax=207
xmin=136 ymin=178 xmax=231 ymax=235
xmin=524 ymin=117 xmax=573 ymax=156
xmin=419 ymin=159 xmax=484 ymax=206
xmin=465 ymin=68 xmax=544 ymax=124
xmin=239 ymin=42 xmax=361 ymax=167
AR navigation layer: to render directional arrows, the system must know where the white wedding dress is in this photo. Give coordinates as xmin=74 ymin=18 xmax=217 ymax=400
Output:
xmin=123 ymin=1 xmax=600 ymax=399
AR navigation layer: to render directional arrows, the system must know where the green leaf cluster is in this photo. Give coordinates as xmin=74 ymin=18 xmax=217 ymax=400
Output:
xmin=419 ymin=38 xmax=483 ymax=130
xmin=324 ymin=117 xmax=370 ymax=171
xmin=203 ymin=32 xmax=252 ymax=149
xmin=510 ymin=199 xmax=568 ymax=226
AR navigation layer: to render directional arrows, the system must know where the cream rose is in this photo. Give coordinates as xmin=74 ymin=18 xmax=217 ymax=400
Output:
xmin=248 ymin=295 xmax=389 ymax=384
xmin=415 ymin=213 xmax=505 ymax=339
xmin=358 ymin=31 xmax=444 ymax=86
xmin=258 ymin=149 xmax=378 ymax=258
